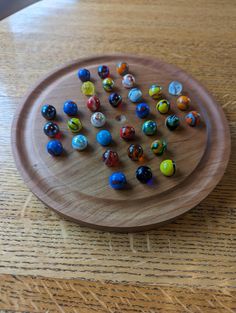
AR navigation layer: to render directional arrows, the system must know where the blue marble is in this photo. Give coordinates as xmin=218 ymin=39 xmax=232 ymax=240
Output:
xmin=63 ymin=100 xmax=78 ymax=116
xmin=47 ymin=140 xmax=63 ymax=156
xmin=128 ymin=88 xmax=142 ymax=103
xmin=78 ymin=68 xmax=90 ymax=82
xmin=136 ymin=102 xmax=150 ymax=118
xmin=41 ymin=104 xmax=56 ymax=120
xmin=72 ymin=135 xmax=88 ymax=151
xmin=96 ymin=130 xmax=112 ymax=146
xmin=109 ymin=172 xmax=127 ymax=189
xmin=168 ymin=81 xmax=183 ymax=96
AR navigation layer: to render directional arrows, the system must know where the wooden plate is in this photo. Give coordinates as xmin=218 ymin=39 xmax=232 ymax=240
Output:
xmin=12 ymin=55 xmax=230 ymax=232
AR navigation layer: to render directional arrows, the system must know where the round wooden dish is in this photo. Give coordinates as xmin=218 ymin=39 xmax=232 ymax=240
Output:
xmin=12 ymin=55 xmax=230 ymax=232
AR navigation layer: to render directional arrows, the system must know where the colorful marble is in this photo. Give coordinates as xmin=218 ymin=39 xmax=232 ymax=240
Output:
xmin=67 ymin=118 xmax=82 ymax=133
xmin=127 ymin=144 xmax=143 ymax=161
xmin=47 ymin=139 xmax=63 ymax=156
xmin=96 ymin=130 xmax=112 ymax=146
xmin=120 ymin=126 xmax=135 ymax=140
xmin=136 ymin=166 xmax=153 ymax=184
xmin=160 ymin=159 xmax=176 ymax=176
xmin=165 ymin=115 xmax=180 ymax=131
xmin=87 ymin=95 xmax=100 ymax=112
xmin=103 ymin=150 xmax=119 ymax=167
xmin=41 ymin=104 xmax=56 ymax=120
xmin=156 ymin=99 xmax=170 ymax=114
xmin=151 ymin=139 xmax=167 ymax=156
xmin=116 ymin=62 xmax=129 ymax=76
xmin=78 ymin=68 xmax=90 ymax=82
xmin=98 ymin=65 xmax=110 ymax=79
xmin=122 ymin=74 xmax=135 ymax=89
xmin=149 ymin=84 xmax=162 ymax=100
xmin=142 ymin=120 xmax=157 ymax=136
xmin=81 ymin=81 xmax=95 ymax=96
xmin=128 ymin=88 xmax=142 ymax=103
xmin=43 ymin=122 xmax=60 ymax=138
xmin=63 ymin=100 xmax=78 ymax=116
xmin=109 ymin=172 xmax=127 ymax=189
xmin=102 ymin=77 xmax=114 ymax=92
xmin=136 ymin=102 xmax=150 ymax=119
xmin=109 ymin=92 xmax=122 ymax=107
xmin=91 ymin=112 xmax=106 ymax=128
xmin=168 ymin=81 xmax=183 ymax=96
xmin=72 ymin=134 xmax=88 ymax=151
xmin=185 ymin=111 xmax=200 ymax=126
xmin=177 ymin=95 xmax=190 ymax=111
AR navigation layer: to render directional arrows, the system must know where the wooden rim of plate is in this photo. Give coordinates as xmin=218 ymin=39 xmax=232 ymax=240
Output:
xmin=11 ymin=54 xmax=231 ymax=232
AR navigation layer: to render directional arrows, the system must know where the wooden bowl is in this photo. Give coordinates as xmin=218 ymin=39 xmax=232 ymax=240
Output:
xmin=12 ymin=55 xmax=231 ymax=232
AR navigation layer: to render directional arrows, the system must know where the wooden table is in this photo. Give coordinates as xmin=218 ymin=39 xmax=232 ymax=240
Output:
xmin=0 ymin=0 xmax=235 ymax=311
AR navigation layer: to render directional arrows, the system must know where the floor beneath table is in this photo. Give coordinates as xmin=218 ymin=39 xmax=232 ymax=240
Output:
xmin=0 ymin=0 xmax=40 ymax=20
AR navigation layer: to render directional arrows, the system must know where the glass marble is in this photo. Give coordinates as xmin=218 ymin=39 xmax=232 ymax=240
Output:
xmin=156 ymin=99 xmax=170 ymax=114
xmin=91 ymin=112 xmax=106 ymax=128
xmin=81 ymin=81 xmax=95 ymax=96
xmin=98 ymin=65 xmax=110 ymax=79
xmin=122 ymin=74 xmax=135 ymax=89
xmin=96 ymin=130 xmax=112 ymax=146
xmin=120 ymin=126 xmax=135 ymax=140
xmin=185 ymin=111 xmax=200 ymax=126
xmin=109 ymin=92 xmax=122 ymax=107
xmin=128 ymin=144 xmax=143 ymax=161
xmin=168 ymin=81 xmax=183 ymax=96
xmin=67 ymin=118 xmax=82 ymax=133
xmin=41 ymin=104 xmax=56 ymax=120
xmin=151 ymin=139 xmax=167 ymax=156
xmin=43 ymin=121 xmax=60 ymax=138
xmin=87 ymin=95 xmax=100 ymax=112
xmin=103 ymin=150 xmax=119 ymax=167
xmin=78 ymin=68 xmax=90 ymax=82
xmin=149 ymin=84 xmax=162 ymax=100
xmin=136 ymin=102 xmax=150 ymax=119
xmin=136 ymin=166 xmax=153 ymax=184
xmin=116 ymin=62 xmax=129 ymax=76
xmin=177 ymin=95 xmax=190 ymax=111
xmin=47 ymin=139 xmax=63 ymax=156
xmin=142 ymin=120 xmax=157 ymax=136
xmin=109 ymin=172 xmax=127 ymax=189
xmin=165 ymin=115 xmax=180 ymax=130
xmin=128 ymin=88 xmax=142 ymax=103
xmin=72 ymin=134 xmax=88 ymax=151
xmin=160 ymin=159 xmax=176 ymax=176
xmin=103 ymin=77 xmax=114 ymax=92
xmin=63 ymin=100 xmax=78 ymax=116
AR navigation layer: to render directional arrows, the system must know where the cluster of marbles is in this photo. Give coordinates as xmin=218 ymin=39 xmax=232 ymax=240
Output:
xmin=120 ymin=126 xmax=135 ymax=140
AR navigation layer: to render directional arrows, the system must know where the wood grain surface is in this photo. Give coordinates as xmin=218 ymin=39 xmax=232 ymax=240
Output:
xmin=13 ymin=54 xmax=230 ymax=231
xmin=0 ymin=0 xmax=236 ymax=311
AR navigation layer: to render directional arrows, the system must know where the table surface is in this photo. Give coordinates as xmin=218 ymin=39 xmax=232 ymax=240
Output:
xmin=0 ymin=0 xmax=235 ymax=312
